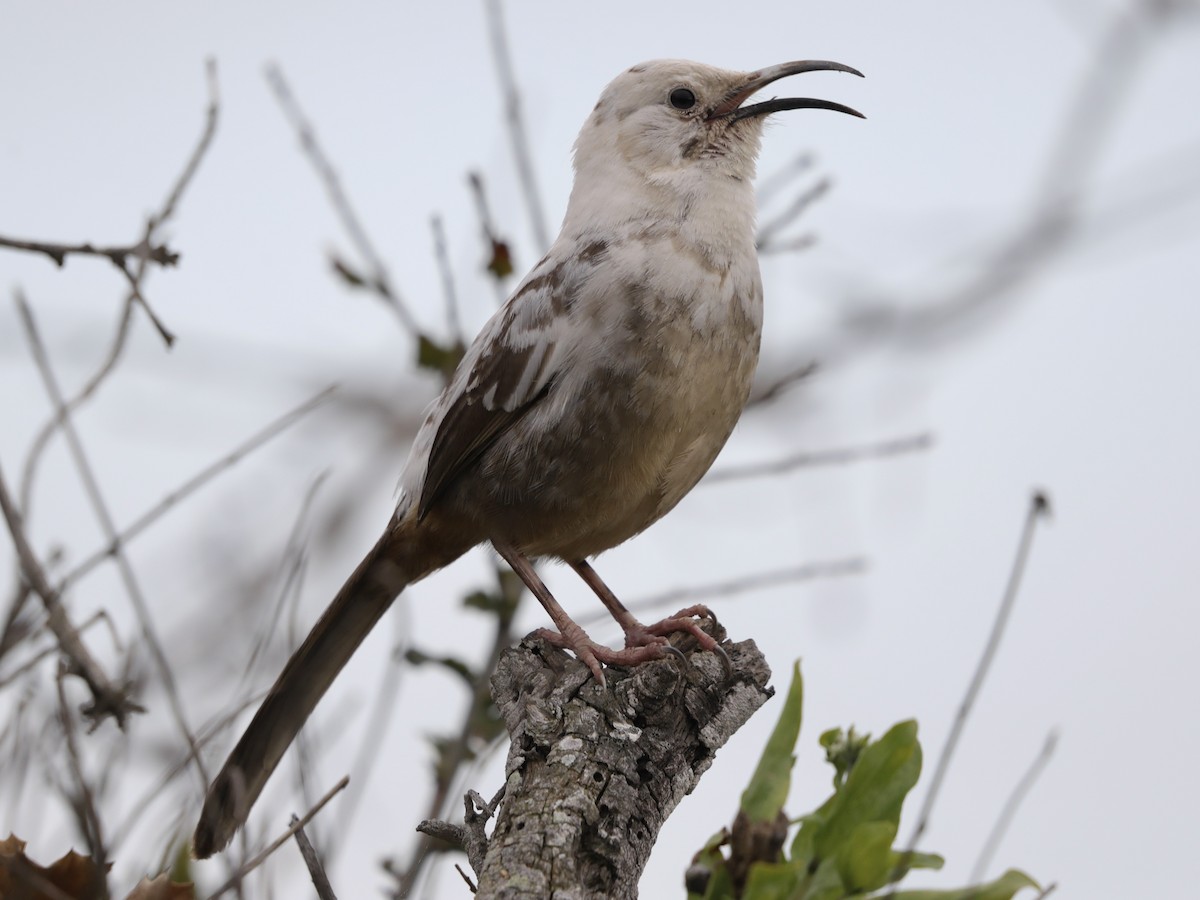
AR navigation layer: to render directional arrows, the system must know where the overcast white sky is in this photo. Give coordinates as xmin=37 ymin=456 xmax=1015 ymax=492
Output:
xmin=2 ymin=1 xmax=1198 ymax=898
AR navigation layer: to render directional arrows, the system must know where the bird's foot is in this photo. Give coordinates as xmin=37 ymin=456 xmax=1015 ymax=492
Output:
xmin=630 ymin=605 xmax=732 ymax=676
xmin=533 ymin=626 xmax=683 ymax=689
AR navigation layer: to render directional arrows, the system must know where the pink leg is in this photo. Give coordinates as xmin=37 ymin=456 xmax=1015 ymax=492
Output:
xmin=494 ymin=543 xmax=669 ymax=688
xmin=569 ymin=560 xmax=729 ymax=672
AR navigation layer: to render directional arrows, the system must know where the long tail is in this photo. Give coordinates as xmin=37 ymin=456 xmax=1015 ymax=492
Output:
xmin=193 ymin=515 xmax=469 ymax=858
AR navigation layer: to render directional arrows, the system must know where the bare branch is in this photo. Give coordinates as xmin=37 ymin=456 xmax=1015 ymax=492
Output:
xmin=205 ymin=775 xmax=350 ymax=900
xmin=705 ymin=432 xmax=933 ymax=484
xmin=431 ymin=214 xmax=466 ymax=346
xmin=746 ymin=361 xmax=819 ymax=408
xmin=0 ymin=459 xmax=140 ymax=727
xmin=0 ymin=235 xmax=179 ymax=269
xmin=290 ymin=815 xmax=339 ymax=900
xmin=970 ymin=729 xmax=1060 ymax=882
xmin=901 ymin=491 xmax=1052 ymax=857
xmin=15 ymin=293 xmax=208 ymax=786
xmin=59 ymin=386 xmax=337 ymax=592
xmin=580 ymin=557 xmax=867 ymax=628
xmin=756 ymin=177 xmax=830 ymax=251
xmin=263 ymin=63 xmax=422 ymax=337
xmin=484 ymin=0 xmax=551 ymax=252
xmin=55 ymin=669 xmax=110 ymax=892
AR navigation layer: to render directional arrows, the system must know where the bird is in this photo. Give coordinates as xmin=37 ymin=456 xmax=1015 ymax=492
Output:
xmin=193 ymin=57 xmax=862 ymax=859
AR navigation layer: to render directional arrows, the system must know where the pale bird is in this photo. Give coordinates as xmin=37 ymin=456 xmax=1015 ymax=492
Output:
xmin=193 ymin=57 xmax=862 ymax=859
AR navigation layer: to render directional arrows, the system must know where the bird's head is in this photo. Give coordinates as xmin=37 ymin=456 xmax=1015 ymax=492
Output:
xmin=573 ymin=59 xmax=863 ymax=187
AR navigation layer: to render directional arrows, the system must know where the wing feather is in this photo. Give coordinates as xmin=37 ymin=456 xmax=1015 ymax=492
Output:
xmin=416 ymin=258 xmax=570 ymax=518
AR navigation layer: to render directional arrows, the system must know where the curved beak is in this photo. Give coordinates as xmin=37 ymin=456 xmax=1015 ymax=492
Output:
xmin=708 ymin=60 xmax=865 ymax=122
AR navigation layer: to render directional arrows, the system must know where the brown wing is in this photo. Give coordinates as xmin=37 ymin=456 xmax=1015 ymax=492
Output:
xmin=416 ymin=296 xmax=563 ymax=520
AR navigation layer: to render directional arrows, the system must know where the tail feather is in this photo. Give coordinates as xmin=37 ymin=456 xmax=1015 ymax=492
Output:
xmin=193 ymin=517 xmax=465 ymax=858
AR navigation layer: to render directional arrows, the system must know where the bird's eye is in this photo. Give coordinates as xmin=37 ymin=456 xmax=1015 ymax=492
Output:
xmin=669 ymin=87 xmax=697 ymax=111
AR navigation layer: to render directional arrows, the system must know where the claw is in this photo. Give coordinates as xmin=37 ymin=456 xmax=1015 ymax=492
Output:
xmin=662 ymin=644 xmax=688 ymax=666
xmin=713 ymin=643 xmax=733 ymax=678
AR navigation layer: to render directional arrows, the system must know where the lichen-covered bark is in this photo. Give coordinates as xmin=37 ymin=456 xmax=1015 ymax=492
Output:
xmin=475 ymin=627 xmax=772 ymax=899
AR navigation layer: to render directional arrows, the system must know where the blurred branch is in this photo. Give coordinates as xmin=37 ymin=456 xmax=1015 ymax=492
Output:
xmin=897 ymin=491 xmax=1052 ymax=872
xmin=0 ymin=460 xmax=140 ymax=727
xmin=15 ymin=293 xmax=209 ymax=788
xmin=55 ymin=669 xmax=110 ymax=894
xmin=756 ymin=177 xmax=830 ymax=252
xmin=971 ymin=729 xmax=1060 ymax=882
xmin=431 ymin=215 xmax=467 ymax=347
xmin=484 ymin=0 xmax=551 ymax=252
xmin=0 ymin=235 xmax=179 ymax=270
xmin=58 ymin=386 xmax=337 ymax=592
xmin=581 ymin=557 xmax=867 ymax=628
xmin=746 ymin=361 xmax=819 ymax=408
xmin=822 ymin=0 xmax=1191 ymax=360
xmin=291 ymin=816 xmax=339 ymax=900
xmin=205 ymin=775 xmax=350 ymax=900
xmin=705 ymin=432 xmax=932 ymax=484
xmin=264 ymin=63 xmax=422 ymax=338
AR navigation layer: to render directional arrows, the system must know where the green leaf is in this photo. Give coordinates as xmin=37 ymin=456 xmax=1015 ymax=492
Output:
xmin=888 ymin=850 xmax=945 ymax=879
xmin=417 ymin=334 xmax=465 ymax=375
xmin=742 ymin=859 xmax=805 ymax=900
xmin=741 ymin=662 xmax=804 ymax=822
xmin=884 ymin=868 xmax=1040 ymax=899
xmin=836 ymin=820 xmax=897 ymax=892
xmin=813 ymin=720 xmax=921 ymax=863
xmin=819 ymin=725 xmax=870 ymax=788
xmin=797 ymin=857 xmax=846 ymax=900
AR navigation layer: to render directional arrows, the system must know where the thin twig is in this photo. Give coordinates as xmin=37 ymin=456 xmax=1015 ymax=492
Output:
xmin=704 ymin=433 xmax=933 ymax=484
xmin=55 ymin=668 xmax=110 ymax=897
xmin=484 ymin=0 xmax=551 ymax=251
xmin=18 ymin=300 xmax=136 ymax=519
xmin=59 ymin=387 xmax=337 ymax=592
xmin=468 ymin=171 xmax=515 ymax=305
xmin=901 ymin=492 xmax=1052 ymax=856
xmin=756 ymin=177 xmax=831 ymax=251
xmin=205 ymin=776 xmax=350 ymax=900
xmin=746 ymin=361 xmax=819 ymax=408
xmin=431 ymin=214 xmax=466 ymax=346
xmin=0 ymin=235 xmax=179 ymax=269
xmin=0 ymin=611 xmax=107 ymax=689
xmin=970 ymin=729 xmax=1060 ymax=882
xmin=15 ymin=293 xmax=208 ymax=787
xmin=0 ymin=458 xmax=138 ymax=726
xmin=579 ymin=557 xmax=867 ymax=628
xmin=263 ymin=63 xmax=421 ymax=337
xmin=387 ymin=573 xmax=520 ymax=898
xmin=290 ymin=815 xmax=339 ymax=900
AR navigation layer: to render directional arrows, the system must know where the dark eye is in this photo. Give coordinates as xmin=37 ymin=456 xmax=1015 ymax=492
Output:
xmin=669 ymin=87 xmax=697 ymax=110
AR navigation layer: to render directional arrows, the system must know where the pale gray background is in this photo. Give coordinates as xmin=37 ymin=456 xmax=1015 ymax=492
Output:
xmin=2 ymin=1 xmax=1197 ymax=897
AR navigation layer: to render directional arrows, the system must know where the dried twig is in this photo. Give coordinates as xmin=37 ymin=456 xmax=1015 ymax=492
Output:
xmin=15 ymin=294 xmax=208 ymax=786
xmin=0 ymin=610 xmax=107 ymax=690
xmin=59 ymin=386 xmax=336 ymax=592
xmin=756 ymin=177 xmax=830 ymax=252
xmin=0 ymin=235 xmax=179 ymax=269
xmin=704 ymin=432 xmax=933 ymax=484
xmin=205 ymin=775 xmax=350 ymax=899
xmin=898 ymin=492 xmax=1052 ymax=864
xmin=970 ymin=729 xmax=1060 ymax=882
xmin=0 ymin=460 xmax=139 ymax=726
xmin=483 ymin=0 xmax=550 ymax=252
xmin=290 ymin=815 xmax=339 ymax=900
xmin=264 ymin=64 xmax=421 ymax=337
xmin=431 ymin=215 xmax=466 ymax=346
xmin=579 ymin=557 xmax=866 ymax=628
xmin=55 ymin=668 xmax=110 ymax=893
xmin=746 ymin=361 xmax=819 ymax=408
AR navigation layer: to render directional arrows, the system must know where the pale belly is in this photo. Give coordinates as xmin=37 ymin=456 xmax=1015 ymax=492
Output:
xmin=438 ymin=303 xmax=761 ymax=561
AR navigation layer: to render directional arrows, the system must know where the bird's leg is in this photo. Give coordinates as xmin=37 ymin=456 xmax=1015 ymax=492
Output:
xmin=569 ymin=560 xmax=729 ymax=673
xmin=493 ymin=543 xmax=668 ymax=688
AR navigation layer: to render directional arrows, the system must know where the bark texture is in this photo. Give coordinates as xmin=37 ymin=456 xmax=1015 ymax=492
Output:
xmin=474 ymin=626 xmax=772 ymax=899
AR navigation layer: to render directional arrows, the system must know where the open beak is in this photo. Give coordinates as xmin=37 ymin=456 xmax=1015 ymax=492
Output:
xmin=708 ymin=60 xmax=865 ymax=122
